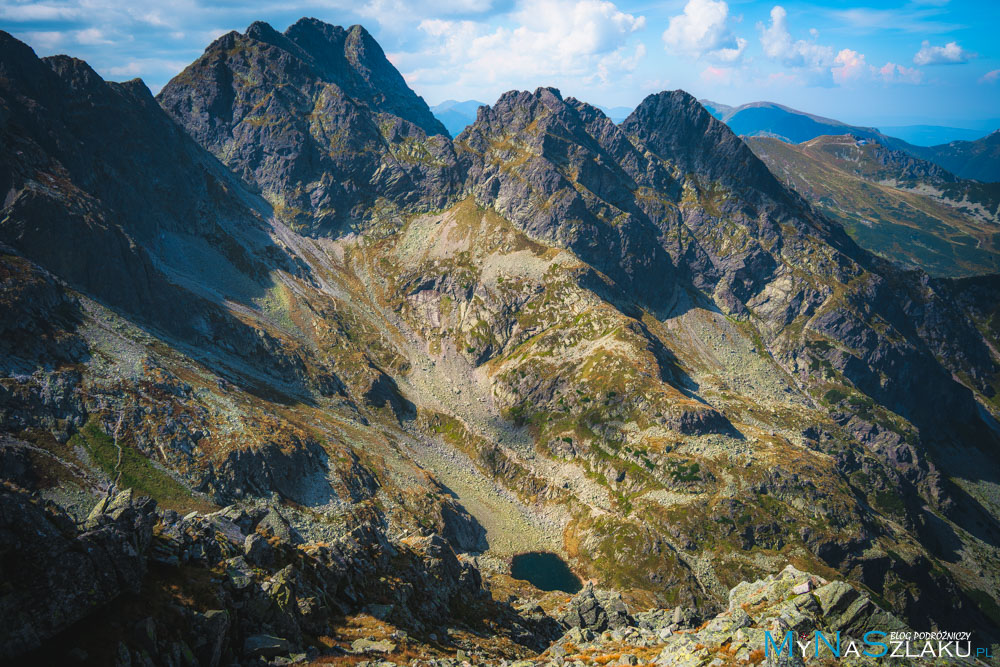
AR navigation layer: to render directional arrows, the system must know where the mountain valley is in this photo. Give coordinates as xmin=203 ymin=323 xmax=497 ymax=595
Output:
xmin=2 ymin=18 xmax=1000 ymax=666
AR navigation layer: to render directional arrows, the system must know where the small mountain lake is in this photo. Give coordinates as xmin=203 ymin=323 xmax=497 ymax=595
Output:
xmin=510 ymin=552 xmax=582 ymax=593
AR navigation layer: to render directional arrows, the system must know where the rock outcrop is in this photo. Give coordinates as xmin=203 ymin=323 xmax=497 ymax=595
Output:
xmin=3 ymin=487 xmax=554 ymax=664
xmin=559 ymin=585 xmax=634 ymax=633
xmin=0 ymin=485 xmax=156 ymax=657
xmin=538 ymin=565 xmax=982 ymax=667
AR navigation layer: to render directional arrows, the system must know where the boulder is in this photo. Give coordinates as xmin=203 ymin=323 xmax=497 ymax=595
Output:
xmin=350 ymin=638 xmax=397 ymax=653
xmin=0 ymin=485 xmax=156 ymax=659
xmin=245 ymin=532 xmax=276 ymax=568
xmin=244 ymin=634 xmax=290 ymax=659
xmin=192 ymin=610 xmax=230 ymax=667
xmin=560 ymin=585 xmax=633 ymax=632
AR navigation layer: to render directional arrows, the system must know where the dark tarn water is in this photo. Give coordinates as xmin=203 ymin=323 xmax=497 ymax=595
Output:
xmin=510 ymin=552 xmax=582 ymax=593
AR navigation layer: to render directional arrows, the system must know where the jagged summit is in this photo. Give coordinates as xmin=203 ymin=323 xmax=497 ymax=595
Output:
xmin=192 ymin=18 xmax=444 ymax=137
xmin=624 ymin=90 xmax=789 ymax=207
xmin=456 ymin=85 xmax=681 ymax=308
xmin=158 ymin=17 xmax=457 ymax=231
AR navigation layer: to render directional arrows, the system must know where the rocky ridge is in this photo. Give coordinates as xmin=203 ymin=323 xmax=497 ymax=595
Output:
xmin=533 ymin=565 xmax=986 ymax=667
xmin=3 ymin=483 xmax=560 ymax=665
xmin=7 ymin=482 xmax=984 ymax=666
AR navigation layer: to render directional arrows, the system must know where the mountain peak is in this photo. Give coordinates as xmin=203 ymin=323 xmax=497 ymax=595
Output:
xmin=43 ymin=54 xmax=110 ymax=94
xmin=0 ymin=30 xmax=61 ymax=100
xmin=157 ymin=17 xmax=455 ymax=229
xmin=287 ymin=16 xmax=342 ymax=32
xmin=489 ymin=87 xmax=564 ymax=114
xmin=246 ymin=20 xmax=281 ymax=40
xmin=623 ymin=90 xmax=787 ymax=204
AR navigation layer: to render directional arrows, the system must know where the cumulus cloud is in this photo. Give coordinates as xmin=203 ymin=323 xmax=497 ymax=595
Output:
xmin=829 ymin=52 xmax=924 ymax=86
xmin=981 ymin=69 xmax=1000 ymax=84
xmin=75 ymin=28 xmax=114 ymax=45
xmin=104 ymin=57 xmax=192 ymax=79
xmin=19 ymin=30 xmax=65 ymax=49
xmin=757 ymin=5 xmax=843 ymax=85
xmin=662 ymin=0 xmax=746 ymax=62
xmin=408 ymin=0 xmax=647 ymax=94
xmin=913 ymin=40 xmax=972 ymax=65
xmin=876 ymin=62 xmax=923 ymax=84
xmin=756 ymin=6 xmax=922 ymax=89
xmin=758 ymin=6 xmax=833 ymax=70
xmin=832 ymin=48 xmax=866 ymax=84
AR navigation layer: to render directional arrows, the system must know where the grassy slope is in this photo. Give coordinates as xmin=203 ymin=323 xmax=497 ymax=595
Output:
xmin=70 ymin=417 xmax=215 ymax=513
xmin=747 ymin=135 xmax=1000 ymax=277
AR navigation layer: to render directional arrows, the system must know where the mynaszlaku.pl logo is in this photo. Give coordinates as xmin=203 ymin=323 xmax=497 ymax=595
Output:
xmin=764 ymin=630 xmax=988 ymax=660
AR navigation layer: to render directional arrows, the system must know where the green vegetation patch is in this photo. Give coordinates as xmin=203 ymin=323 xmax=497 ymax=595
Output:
xmin=72 ymin=418 xmax=206 ymax=512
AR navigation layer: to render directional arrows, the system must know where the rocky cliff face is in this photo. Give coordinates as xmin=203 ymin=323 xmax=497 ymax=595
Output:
xmin=456 ymin=87 xmax=680 ymax=309
xmin=157 ymin=19 xmax=457 ymax=232
xmin=2 ymin=19 xmax=1000 ymax=665
xmin=0 ymin=485 xmax=156 ymax=657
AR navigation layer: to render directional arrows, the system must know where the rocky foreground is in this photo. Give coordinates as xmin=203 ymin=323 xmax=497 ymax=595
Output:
xmin=2 ymin=482 xmax=986 ymax=666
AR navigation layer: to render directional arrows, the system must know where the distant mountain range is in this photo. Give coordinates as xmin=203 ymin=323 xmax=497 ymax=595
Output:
xmin=747 ymin=134 xmax=1000 ymax=277
xmin=703 ymin=100 xmax=1000 ymax=182
xmin=701 ymin=100 xmax=886 ymax=144
xmin=429 ymin=99 xmax=485 ymax=137
xmin=879 ymin=124 xmax=990 ymax=146
xmin=907 ymin=130 xmax=1000 ymax=183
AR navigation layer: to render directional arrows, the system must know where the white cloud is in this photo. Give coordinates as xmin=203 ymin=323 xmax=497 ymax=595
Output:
xmin=107 ymin=62 xmax=144 ymax=77
xmin=18 ymin=30 xmax=65 ymax=49
xmin=408 ymin=0 xmax=646 ymax=94
xmin=711 ymin=38 xmax=747 ymax=62
xmin=103 ymin=57 xmax=190 ymax=79
xmin=827 ymin=51 xmax=925 ymax=86
xmin=75 ymin=28 xmax=113 ymax=45
xmin=0 ymin=3 xmax=80 ymax=21
xmin=758 ymin=5 xmax=920 ymax=89
xmin=758 ymin=6 xmax=833 ymax=70
xmin=913 ymin=40 xmax=972 ymax=65
xmin=980 ymin=69 xmax=1000 ymax=84
xmin=875 ymin=62 xmax=923 ymax=84
xmin=832 ymin=48 xmax=866 ymax=84
xmin=662 ymin=0 xmax=746 ymax=62
xmin=359 ymin=0 xmax=497 ymax=30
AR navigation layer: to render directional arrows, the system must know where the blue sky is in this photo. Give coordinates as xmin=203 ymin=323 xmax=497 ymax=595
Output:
xmin=2 ymin=0 xmax=998 ymax=128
